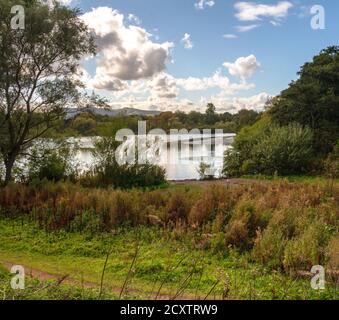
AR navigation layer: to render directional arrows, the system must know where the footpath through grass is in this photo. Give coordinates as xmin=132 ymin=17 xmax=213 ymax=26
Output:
xmin=0 ymin=218 xmax=337 ymax=300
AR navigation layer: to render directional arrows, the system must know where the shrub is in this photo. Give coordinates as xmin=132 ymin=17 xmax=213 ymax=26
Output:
xmin=188 ymin=185 xmax=232 ymax=226
xmin=283 ymin=223 xmax=328 ymax=272
xmin=210 ymin=232 xmax=227 ymax=254
xmin=83 ymin=137 xmax=166 ymax=189
xmin=223 ymin=120 xmax=314 ymax=177
xmin=225 ymin=200 xmax=265 ymax=250
xmin=323 ymin=142 xmax=339 ymax=194
xmin=225 ymin=217 xmax=248 ymax=249
xmin=26 ymin=143 xmax=76 ymax=183
xmin=197 ymin=162 xmax=214 ymax=180
xmin=253 ymin=228 xmax=287 ymax=270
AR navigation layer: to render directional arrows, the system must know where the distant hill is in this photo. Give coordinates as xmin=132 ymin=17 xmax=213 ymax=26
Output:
xmin=65 ymin=107 xmax=161 ymax=119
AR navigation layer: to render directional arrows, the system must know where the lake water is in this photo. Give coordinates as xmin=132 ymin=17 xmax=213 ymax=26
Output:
xmin=72 ymin=133 xmax=235 ymax=181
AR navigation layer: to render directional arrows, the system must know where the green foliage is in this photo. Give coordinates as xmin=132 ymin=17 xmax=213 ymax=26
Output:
xmin=225 ymin=47 xmax=339 ymax=178
xmin=71 ymin=113 xmax=97 ymax=135
xmin=197 ymin=162 xmax=213 ymax=180
xmin=224 ymin=120 xmax=313 ymax=177
xmin=269 ymin=46 xmax=339 ymax=156
xmin=0 ymin=179 xmax=337 ymax=277
xmin=0 ymin=217 xmax=337 ymax=300
xmin=0 ymin=0 xmax=95 ymax=183
xmin=48 ymin=107 xmax=261 ymax=138
xmin=82 ymin=137 xmax=166 ymax=189
xmin=26 ymin=143 xmax=76 ymax=182
xmin=205 ymin=103 xmax=218 ymax=125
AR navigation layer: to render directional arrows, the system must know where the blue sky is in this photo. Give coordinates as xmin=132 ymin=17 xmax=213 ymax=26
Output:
xmin=64 ymin=0 xmax=339 ymax=113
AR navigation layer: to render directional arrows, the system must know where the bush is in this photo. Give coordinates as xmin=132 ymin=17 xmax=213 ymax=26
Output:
xmin=82 ymin=137 xmax=166 ymax=189
xmin=253 ymin=228 xmax=287 ymax=270
xmin=225 ymin=200 xmax=266 ymax=250
xmin=197 ymin=162 xmax=214 ymax=180
xmin=283 ymin=221 xmax=331 ymax=272
xmin=223 ymin=120 xmax=314 ymax=177
xmin=26 ymin=143 xmax=76 ymax=183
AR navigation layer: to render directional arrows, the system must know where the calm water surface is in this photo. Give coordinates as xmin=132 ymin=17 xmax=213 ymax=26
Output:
xmin=72 ymin=133 xmax=235 ymax=181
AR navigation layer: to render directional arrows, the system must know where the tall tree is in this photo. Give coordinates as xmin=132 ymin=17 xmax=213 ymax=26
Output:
xmin=269 ymin=46 xmax=339 ymax=156
xmin=0 ymin=0 xmax=95 ymax=184
xmin=205 ymin=103 xmax=218 ymax=125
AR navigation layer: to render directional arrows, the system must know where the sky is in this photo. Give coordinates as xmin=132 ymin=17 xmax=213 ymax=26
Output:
xmin=60 ymin=0 xmax=339 ymax=113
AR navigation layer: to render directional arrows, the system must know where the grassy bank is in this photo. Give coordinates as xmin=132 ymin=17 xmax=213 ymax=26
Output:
xmin=0 ymin=218 xmax=337 ymax=300
xmin=0 ymin=179 xmax=338 ymax=300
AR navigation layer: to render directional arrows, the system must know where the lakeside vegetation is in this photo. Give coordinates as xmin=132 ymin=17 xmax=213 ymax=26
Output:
xmin=223 ymin=46 xmax=339 ymax=178
xmin=0 ymin=180 xmax=338 ymax=300
xmin=0 ymin=0 xmax=337 ymax=301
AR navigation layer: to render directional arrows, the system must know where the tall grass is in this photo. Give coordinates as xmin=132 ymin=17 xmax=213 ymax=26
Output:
xmin=0 ymin=180 xmax=338 ymax=274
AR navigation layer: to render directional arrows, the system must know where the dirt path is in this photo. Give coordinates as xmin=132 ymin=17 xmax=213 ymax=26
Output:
xmin=1 ymin=261 xmax=198 ymax=300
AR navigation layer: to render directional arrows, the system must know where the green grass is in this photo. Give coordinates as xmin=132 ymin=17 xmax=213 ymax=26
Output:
xmin=240 ymin=174 xmax=335 ymax=184
xmin=0 ymin=218 xmax=336 ymax=300
xmin=0 ymin=264 xmax=119 ymax=300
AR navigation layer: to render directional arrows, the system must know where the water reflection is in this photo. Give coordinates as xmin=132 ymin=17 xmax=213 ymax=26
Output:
xmin=75 ymin=133 xmax=235 ymax=180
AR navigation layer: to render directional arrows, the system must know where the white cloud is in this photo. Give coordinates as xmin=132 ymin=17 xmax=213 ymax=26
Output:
xmin=149 ymin=73 xmax=179 ymax=99
xmin=181 ymin=33 xmax=194 ymax=49
xmin=223 ymin=55 xmax=261 ymax=81
xmin=236 ymin=24 xmax=260 ymax=32
xmin=77 ymin=8 xmax=265 ymax=114
xmin=195 ymin=0 xmax=215 ymax=10
xmin=100 ymin=67 xmax=257 ymax=112
xmin=230 ymin=92 xmax=271 ymax=112
xmin=108 ymin=91 xmax=271 ymax=114
xmin=40 ymin=0 xmax=73 ymax=7
xmin=205 ymin=92 xmax=271 ymax=113
xmin=234 ymin=1 xmax=293 ymax=22
xmin=81 ymin=7 xmax=173 ymax=91
xmin=223 ymin=34 xmax=238 ymax=39
xmin=58 ymin=0 xmax=73 ymax=5
xmin=128 ymin=13 xmax=141 ymax=25
xmin=176 ymin=70 xmax=253 ymax=94
xmin=270 ymin=20 xmax=281 ymax=26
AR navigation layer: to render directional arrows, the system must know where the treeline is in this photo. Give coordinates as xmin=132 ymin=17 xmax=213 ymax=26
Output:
xmin=48 ymin=105 xmax=260 ymax=138
xmin=223 ymin=46 xmax=339 ymax=177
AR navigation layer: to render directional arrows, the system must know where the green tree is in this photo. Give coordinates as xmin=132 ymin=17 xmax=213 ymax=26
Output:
xmin=233 ymin=109 xmax=260 ymax=131
xmin=0 ymin=0 xmax=95 ymax=184
xmin=205 ymin=103 xmax=218 ymax=125
xmin=269 ymin=46 xmax=339 ymax=156
xmin=26 ymin=142 xmax=75 ymax=182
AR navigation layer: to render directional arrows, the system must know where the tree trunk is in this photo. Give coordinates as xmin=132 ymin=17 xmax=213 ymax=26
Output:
xmin=4 ymin=155 xmax=16 ymax=186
